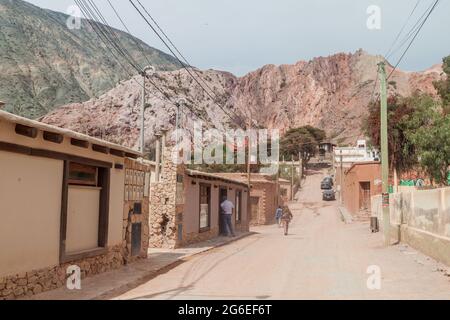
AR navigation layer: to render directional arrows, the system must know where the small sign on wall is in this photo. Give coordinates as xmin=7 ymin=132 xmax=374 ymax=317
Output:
xmin=382 ymin=193 xmax=390 ymax=207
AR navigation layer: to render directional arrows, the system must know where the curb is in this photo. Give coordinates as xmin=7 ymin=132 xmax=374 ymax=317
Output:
xmin=95 ymin=232 xmax=255 ymax=300
xmin=338 ymin=206 xmax=353 ymax=224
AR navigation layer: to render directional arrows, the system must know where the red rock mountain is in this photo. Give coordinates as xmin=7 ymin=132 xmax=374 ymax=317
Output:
xmin=41 ymin=50 xmax=444 ymax=149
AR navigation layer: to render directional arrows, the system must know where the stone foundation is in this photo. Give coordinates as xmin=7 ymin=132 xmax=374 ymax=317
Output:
xmin=0 ymin=244 xmax=123 ymax=300
xmin=181 ymin=227 xmax=220 ymax=247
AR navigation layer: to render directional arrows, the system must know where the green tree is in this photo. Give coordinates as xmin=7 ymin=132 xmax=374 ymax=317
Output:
xmin=280 ymin=126 xmax=326 ymax=164
xmin=364 ymin=95 xmax=417 ymax=173
xmin=403 ymin=97 xmax=450 ymax=186
xmin=433 ymin=55 xmax=450 ymax=114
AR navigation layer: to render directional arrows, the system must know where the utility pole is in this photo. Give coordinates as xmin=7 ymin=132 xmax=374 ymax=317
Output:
xmin=276 ymin=157 xmax=280 ymax=208
xmin=140 ymin=66 xmax=155 ymax=154
xmin=246 ymin=116 xmax=253 ymax=189
xmin=379 ymin=62 xmax=390 ymax=246
xmin=298 ymin=152 xmax=303 ymax=187
xmin=291 ymin=158 xmax=294 ymax=201
xmin=154 ymin=133 xmax=162 ymax=182
xmin=175 ymin=98 xmax=186 ymax=163
xmin=339 ymin=150 xmax=343 ymax=204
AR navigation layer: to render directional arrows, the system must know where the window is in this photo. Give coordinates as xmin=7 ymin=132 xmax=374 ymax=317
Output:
xmin=199 ymin=184 xmax=211 ymax=231
xmin=236 ymin=191 xmax=242 ymax=223
xmin=60 ymin=160 xmax=111 ymax=263
xmin=68 ymin=162 xmax=98 ymax=186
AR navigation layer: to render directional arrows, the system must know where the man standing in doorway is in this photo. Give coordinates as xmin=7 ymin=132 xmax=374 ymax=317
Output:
xmin=221 ymin=196 xmax=236 ymax=237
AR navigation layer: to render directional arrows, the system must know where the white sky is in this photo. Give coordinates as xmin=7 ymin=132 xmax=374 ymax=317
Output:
xmin=24 ymin=0 xmax=450 ymax=76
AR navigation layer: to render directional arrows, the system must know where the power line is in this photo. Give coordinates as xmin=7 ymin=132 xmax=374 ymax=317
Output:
xmin=386 ymin=0 xmax=435 ymax=61
xmin=106 ymin=0 xmax=153 ymax=68
xmin=74 ymin=0 xmax=142 ymax=87
xmin=133 ymin=0 xmax=223 ymax=101
xmin=103 ymin=1 xmax=215 ymax=125
xmin=82 ymin=0 xmax=142 ymax=72
xmin=105 ymin=0 xmax=179 ymax=102
xmin=128 ymin=0 xmax=245 ymax=127
xmin=387 ymin=0 xmax=440 ymax=80
xmin=384 ymin=0 xmax=422 ymax=59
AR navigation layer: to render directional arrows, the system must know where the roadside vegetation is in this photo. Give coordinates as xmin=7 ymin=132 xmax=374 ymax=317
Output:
xmin=364 ymin=55 xmax=450 ymax=186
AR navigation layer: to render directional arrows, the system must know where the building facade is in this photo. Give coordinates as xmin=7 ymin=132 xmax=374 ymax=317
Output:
xmin=342 ymin=162 xmax=382 ymax=215
xmin=148 ymin=147 xmax=250 ymax=249
xmin=215 ymin=173 xmax=290 ymax=226
xmin=0 ymin=111 xmax=151 ymax=300
xmin=333 ymin=140 xmax=380 ymax=169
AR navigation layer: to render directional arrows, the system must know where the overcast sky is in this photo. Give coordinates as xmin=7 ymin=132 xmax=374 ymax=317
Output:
xmin=25 ymin=0 xmax=450 ymax=76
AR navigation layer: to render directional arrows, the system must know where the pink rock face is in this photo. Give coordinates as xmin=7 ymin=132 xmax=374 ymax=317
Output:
xmin=40 ymin=50 xmax=443 ymax=147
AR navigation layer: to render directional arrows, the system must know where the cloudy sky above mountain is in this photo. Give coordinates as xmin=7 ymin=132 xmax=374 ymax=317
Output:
xmin=26 ymin=0 xmax=450 ymax=76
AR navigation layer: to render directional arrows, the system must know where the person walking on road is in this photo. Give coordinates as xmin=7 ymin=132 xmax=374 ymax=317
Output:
xmin=275 ymin=206 xmax=283 ymax=227
xmin=221 ymin=196 xmax=236 ymax=237
xmin=281 ymin=206 xmax=293 ymax=236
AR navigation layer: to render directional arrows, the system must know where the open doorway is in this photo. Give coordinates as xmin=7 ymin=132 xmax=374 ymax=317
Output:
xmin=359 ymin=181 xmax=371 ymax=211
xmin=219 ymin=188 xmax=228 ymax=235
xmin=250 ymin=197 xmax=260 ymax=224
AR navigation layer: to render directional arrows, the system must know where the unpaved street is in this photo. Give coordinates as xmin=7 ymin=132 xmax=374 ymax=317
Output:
xmin=115 ymin=169 xmax=450 ymax=300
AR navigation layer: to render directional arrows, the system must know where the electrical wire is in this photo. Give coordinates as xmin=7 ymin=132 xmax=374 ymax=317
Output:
xmin=387 ymin=0 xmax=440 ymax=80
xmin=128 ymin=0 xmax=245 ymax=126
xmin=385 ymin=0 xmax=422 ymax=59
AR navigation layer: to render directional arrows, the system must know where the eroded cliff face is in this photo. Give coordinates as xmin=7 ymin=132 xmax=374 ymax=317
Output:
xmin=41 ymin=50 xmax=444 ymax=148
xmin=229 ymin=50 xmax=443 ymax=141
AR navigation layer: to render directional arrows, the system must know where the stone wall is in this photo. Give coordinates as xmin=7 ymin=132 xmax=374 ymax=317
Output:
xmin=0 ymin=244 xmax=123 ymax=300
xmin=250 ymin=182 xmax=277 ymax=226
xmin=149 ymin=145 xmax=184 ymax=249
xmin=122 ymin=158 xmax=151 ymax=263
xmin=181 ymin=227 xmax=220 ymax=247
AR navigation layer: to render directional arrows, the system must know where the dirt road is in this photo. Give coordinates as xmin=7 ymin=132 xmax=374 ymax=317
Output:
xmin=115 ymin=169 xmax=450 ymax=300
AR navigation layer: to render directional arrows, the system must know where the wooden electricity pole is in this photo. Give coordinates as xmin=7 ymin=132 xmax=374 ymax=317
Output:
xmin=291 ymin=158 xmax=294 ymax=201
xmin=379 ymin=62 xmax=390 ymax=246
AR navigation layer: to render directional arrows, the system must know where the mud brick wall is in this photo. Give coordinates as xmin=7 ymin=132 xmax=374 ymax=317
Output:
xmin=250 ymin=182 xmax=277 ymax=226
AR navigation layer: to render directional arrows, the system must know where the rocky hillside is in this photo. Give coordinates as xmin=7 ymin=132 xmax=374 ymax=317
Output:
xmin=229 ymin=49 xmax=444 ymax=143
xmin=41 ymin=50 xmax=444 ymax=149
xmin=0 ymin=0 xmax=180 ymax=118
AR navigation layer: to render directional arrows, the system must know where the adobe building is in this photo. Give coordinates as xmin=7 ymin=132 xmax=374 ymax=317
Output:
xmin=148 ymin=146 xmax=250 ymax=249
xmin=215 ymin=173 xmax=290 ymax=226
xmin=0 ymin=110 xmax=151 ymax=299
xmin=342 ymin=162 xmax=382 ymax=215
